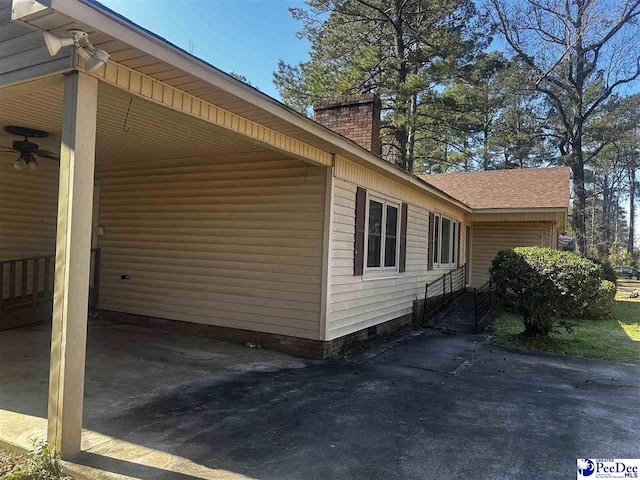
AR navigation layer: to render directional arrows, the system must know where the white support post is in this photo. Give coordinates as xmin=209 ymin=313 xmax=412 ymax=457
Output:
xmin=47 ymin=71 xmax=98 ymax=457
xmin=319 ymin=163 xmax=335 ymax=342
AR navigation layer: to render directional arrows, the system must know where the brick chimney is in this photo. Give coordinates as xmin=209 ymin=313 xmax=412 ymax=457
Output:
xmin=313 ymin=93 xmax=382 ymax=155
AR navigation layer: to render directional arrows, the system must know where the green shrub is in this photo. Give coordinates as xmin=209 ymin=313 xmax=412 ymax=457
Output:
xmin=491 ymin=248 xmax=560 ymax=337
xmin=490 ymin=247 xmax=609 ymax=336
xmin=590 ymin=280 xmax=617 ymax=319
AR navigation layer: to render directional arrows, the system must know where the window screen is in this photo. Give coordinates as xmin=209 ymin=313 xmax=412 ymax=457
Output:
xmin=433 ymin=216 xmax=440 ymax=265
xmin=367 ymin=200 xmax=383 ymax=268
xmin=384 ymin=205 xmax=398 ymax=267
xmin=452 ymin=222 xmax=457 ymax=265
xmin=440 ymin=217 xmax=451 ymax=264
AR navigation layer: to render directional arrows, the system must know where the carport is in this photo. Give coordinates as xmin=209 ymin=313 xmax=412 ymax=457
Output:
xmin=0 ymin=72 xmax=322 ymax=452
xmin=0 ymin=0 xmax=336 ymax=459
xmin=0 ymin=71 xmax=329 ymax=456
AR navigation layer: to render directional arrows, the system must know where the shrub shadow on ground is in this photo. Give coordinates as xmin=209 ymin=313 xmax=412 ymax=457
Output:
xmin=488 ymin=298 xmax=640 ymax=364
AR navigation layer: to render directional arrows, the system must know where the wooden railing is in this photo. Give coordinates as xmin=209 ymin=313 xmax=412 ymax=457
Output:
xmin=0 ymin=248 xmax=101 ymax=328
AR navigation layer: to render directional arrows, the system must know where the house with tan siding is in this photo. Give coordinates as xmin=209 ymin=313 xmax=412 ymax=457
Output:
xmin=0 ymin=0 xmax=569 ymax=456
xmin=424 ymin=167 xmax=571 ymax=286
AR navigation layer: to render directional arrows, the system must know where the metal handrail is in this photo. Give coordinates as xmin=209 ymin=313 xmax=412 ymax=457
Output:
xmin=474 ymin=279 xmax=494 ymax=332
xmin=422 ymin=264 xmax=467 ymax=324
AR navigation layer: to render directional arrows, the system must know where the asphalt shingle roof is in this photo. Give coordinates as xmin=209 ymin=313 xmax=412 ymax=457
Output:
xmin=421 ymin=167 xmax=571 ymax=210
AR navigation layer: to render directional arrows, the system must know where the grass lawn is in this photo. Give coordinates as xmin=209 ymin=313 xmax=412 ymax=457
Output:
xmin=488 ymin=297 xmax=640 ymax=364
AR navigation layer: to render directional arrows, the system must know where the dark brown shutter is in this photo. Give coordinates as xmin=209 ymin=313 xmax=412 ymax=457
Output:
xmin=399 ymin=203 xmax=408 ymax=273
xmin=354 ymin=187 xmax=367 ymax=275
xmin=427 ymin=212 xmax=435 ymax=271
xmin=457 ymin=222 xmax=462 ymax=268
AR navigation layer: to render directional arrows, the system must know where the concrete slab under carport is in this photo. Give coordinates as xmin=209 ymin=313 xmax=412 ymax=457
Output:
xmin=0 ymin=318 xmax=308 ymax=478
xmin=1 ymin=323 xmax=640 ymax=480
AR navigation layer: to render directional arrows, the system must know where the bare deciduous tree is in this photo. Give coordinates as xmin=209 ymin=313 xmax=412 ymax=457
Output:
xmin=488 ymin=0 xmax=640 ymax=255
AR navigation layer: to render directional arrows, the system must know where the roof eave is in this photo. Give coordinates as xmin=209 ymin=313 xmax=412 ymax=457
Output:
xmin=15 ymin=0 xmax=471 ymax=213
xmin=472 ymin=207 xmax=569 ymax=214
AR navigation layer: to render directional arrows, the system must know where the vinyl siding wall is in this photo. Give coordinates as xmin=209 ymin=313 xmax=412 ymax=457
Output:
xmin=94 ymin=153 xmax=326 ymax=340
xmin=470 ymin=221 xmax=554 ymax=287
xmin=0 ymin=0 xmax=73 ymax=86
xmin=0 ymin=154 xmax=58 ymax=298
xmin=327 ymin=178 xmax=467 ymax=340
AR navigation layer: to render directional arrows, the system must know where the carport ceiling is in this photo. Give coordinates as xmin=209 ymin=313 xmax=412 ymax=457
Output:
xmin=0 ymin=77 xmax=272 ymax=166
xmin=10 ymin=2 xmax=332 ymax=147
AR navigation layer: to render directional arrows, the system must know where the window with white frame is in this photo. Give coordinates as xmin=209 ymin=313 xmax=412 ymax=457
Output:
xmin=432 ymin=214 xmax=458 ymax=268
xmin=366 ymin=195 xmax=400 ymax=275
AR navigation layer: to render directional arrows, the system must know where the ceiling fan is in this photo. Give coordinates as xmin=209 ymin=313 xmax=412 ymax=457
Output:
xmin=0 ymin=126 xmax=60 ymax=171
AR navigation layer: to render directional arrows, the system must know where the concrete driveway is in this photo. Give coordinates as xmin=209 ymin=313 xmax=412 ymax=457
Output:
xmin=1 ymin=320 xmax=639 ymax=480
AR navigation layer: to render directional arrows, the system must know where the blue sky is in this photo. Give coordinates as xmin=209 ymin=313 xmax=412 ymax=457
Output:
xmin=100 ymin=0 xmax=309 ymax=98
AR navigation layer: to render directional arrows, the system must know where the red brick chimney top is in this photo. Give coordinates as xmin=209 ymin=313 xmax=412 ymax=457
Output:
xmin=313 ymin=93 xmax=382 ymax=156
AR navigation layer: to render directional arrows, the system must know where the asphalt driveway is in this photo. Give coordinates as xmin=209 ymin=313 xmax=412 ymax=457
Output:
xmin=1 ymin=321 xmax=639 ymax=480
xmin=82 ymin=329 xmax=640 ymax=479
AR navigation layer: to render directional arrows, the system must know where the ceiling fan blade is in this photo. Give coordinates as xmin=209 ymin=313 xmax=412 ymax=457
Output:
xmin=33 ymin=149 xmax=60 ymax=161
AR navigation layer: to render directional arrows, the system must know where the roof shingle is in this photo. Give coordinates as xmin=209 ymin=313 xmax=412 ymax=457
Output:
xmin=421 ymin=167 xmax=571 ymax=210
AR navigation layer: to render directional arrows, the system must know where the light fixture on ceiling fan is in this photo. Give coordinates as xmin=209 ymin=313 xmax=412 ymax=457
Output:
xmin=43 ymin=29 xmax=110 ymax=73
xmin=0 ymin=126 xmax=60 ymax=171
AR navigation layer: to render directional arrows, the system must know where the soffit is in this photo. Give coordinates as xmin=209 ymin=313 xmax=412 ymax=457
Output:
xmin=0 ymin=78 xmax=277 ymax=168
xmin=8 ymin=5 xmax=334 ymax=147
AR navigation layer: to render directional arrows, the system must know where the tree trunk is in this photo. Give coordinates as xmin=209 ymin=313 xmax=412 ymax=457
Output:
xmin=571 ymin=141 xmax=588 ymax=256
xmin=572 ymin=8 xmax=588 ymax=256
xmin=395 ymin=122 xmax=409 ymax=170
xmin=393 ymin=0 xmax=410 ymax=172
xmin=630 ymin=168 xmax=637 ymax=253
xmin=614 ymin=191 xmax=620 ymax=245
xmin=482 ymin=98 xmax=491 ymax=170
xmin=482 ymin=125 xmax=490 ymax=170
xmin=601 ymin=171 xmax=610 ymax=258
xmin=406 ymin=93 xmax=417 ymax=173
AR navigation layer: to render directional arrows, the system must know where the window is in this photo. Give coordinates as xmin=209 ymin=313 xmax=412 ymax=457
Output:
xmin=452 ymin=221 xmax=457 ymax=265
xmin=441 ymin=217 xmax=451 ymax=264
xmin=367 ymin=200 xmax=383 ymax=268
xmin=366 ymin=195 xmax=400 ymax=275
xmin=433 ymin=215 xmax=439 ymax=266
xmin=432 ymin=214 xmax=458 ymax=268
xmin=384 ymin=205 xmax=398 ymax=267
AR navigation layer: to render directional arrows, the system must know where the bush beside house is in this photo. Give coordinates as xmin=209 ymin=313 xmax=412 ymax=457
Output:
xmin=593 ymin=280 xmax=617 ymax=318
xmin=490 ymin=247 xmax=616 ymax=337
